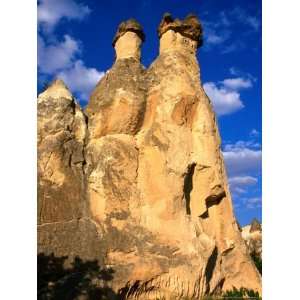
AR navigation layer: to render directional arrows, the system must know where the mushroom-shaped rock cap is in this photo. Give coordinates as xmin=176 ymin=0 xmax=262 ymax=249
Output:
xmin=158 ymin=13 xmax=203 ymax=48
xmin=112 ymin=19 xmax=145 ymax=47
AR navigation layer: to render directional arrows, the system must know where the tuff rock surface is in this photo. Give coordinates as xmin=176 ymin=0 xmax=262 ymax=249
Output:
xmin=242 ymin=219 xmax=262 ymax=259
xmin=37 ymin=79 xmax=105 ymax=267
xmin=38 ymin=14 xmax=261 ymax=299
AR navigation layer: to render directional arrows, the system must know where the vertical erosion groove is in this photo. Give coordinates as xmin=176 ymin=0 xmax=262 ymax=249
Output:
xmin=204 ymin=246 xmax=218 ymax=294
xmin=183 ymin=163 xmax=196 ymax=215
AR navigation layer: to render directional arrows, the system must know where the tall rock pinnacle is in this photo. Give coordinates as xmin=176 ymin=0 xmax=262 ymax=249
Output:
xmin=85 ymin=19 xmax=146 ymax=140
xmin=38 ymin=14 xmax=261 ymax=299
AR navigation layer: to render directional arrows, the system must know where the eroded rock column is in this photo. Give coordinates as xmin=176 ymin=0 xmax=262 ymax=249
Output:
xmin=86 ymin=19 xmax=146 ymax=139
xmin=37 ymin=80 xmax=104 ymax=264
xmin=85 ymin=20 xmax=146 ymax=227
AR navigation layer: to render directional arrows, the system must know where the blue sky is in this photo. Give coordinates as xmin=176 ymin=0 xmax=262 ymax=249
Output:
xmin=37 ymin=0 xmax=262 ymax=226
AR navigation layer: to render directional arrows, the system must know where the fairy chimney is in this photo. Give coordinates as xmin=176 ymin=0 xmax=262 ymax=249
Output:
xmin=113 ymin=18 xmax=145 ymax=61
xmin=37 ymin=14 xmax=261 ymax=299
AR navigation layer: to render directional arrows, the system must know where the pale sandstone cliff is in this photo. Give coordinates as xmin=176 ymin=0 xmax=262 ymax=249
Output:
xmin=37 ymin=14 xmax=261 ymax=299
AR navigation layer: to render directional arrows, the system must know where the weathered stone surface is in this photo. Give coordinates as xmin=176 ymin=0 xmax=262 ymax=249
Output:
xmin=242 ymin=219 xmax=262 ymax=259
xmin=37 ymin=79 xmax=87 ymax=224
xmin=37 ymin=80 xmax=104 ymax=270
xmin=158 ymin=13 xmax=203 ymax=47
xmin=86 ymin=23 xmax=147 ymax=139
xmin=37 ymin=14 xmax=261 ymax=299
xmin=38 ymin=218 xmax=105 ymax=265
xmin=85 ymin=58 xmax=146 ymax=139
xmin=250 ymin=218 xmax=262 ymax=233
xmin=112 ymin=19 xmax=145 ymax=47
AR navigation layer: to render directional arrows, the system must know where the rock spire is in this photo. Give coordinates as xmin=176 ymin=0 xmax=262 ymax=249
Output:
xmin=113 ymin=19 xmax=145 ymax=60
xmin=37 ymin=13 xmax=261 ymax=299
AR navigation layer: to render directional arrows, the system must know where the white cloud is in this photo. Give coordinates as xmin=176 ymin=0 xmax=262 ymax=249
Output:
xmin=58 ymin=60 xmax=104 ymax=101
xmin=244 ymin=197 xmax=261 ymax=209
xmin=202 ymin=20 xmax=231 ymax=48
xmin=203 ymin=75 xmax=254 ymax=116
xmin=228 ymin=67 xmax=257 ymax=82
xmin=229 ymin=175 xmax=258 ymax=196
xmin=203 ymin=82 xmax=244 ymax=116
xmin=38 ymin=34 xmax=80 ymax=74
xmin=223 ymin=140 xmax=261 ymax=151
xmin=223 ymin=143 xmax=261 ymax=177
xmin=38 ymin=0 xmax=91 ymax=31
xmin=229 ymin=176 xmax=258 ymax=186
xmin=37 ymin=1 xmax=104 ymax=103
xmin=206 ymin=30 xmax=230 ymax=46
xmin=222 ymin=78 xmax=252 ymax=90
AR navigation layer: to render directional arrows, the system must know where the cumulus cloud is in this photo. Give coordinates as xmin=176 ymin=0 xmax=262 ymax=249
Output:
xmin=58 ymin=60 xmax=104 ymax=101
xmin=222 ymin=78 xmax=252 ymax=90
xmin=203 ymin=74 xmax=254 ymax=116
xmin=229 ymin=176 xmax=258 ymax=195
xmin=203 ymin=82 xmax=244 ymax=116
xmin=37 ymin=0 xmax=104 ymax=103
xmin=223 ymin=140 xmax=261 ymax=151
xmin=38 ymin=0 xmax=91 ymax=31
xmin=222 ymin=142 xmax=261 ymax=177
xmin=38 ymin=34 xmax=80 ymax=74
xmin=223 ymin=139 xmax=262 ymax=209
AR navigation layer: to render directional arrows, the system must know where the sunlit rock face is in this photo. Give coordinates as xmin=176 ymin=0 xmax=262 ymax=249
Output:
xmin=85 ymin=19 xmax=146 ymax=140
xmin=37 ymin=14 xmax=261 ymax=299
xmin=242 ymin=219 xmax=262 ymax=259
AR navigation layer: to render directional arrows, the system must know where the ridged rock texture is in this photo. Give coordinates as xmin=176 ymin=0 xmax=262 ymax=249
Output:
xmin=37 ymin=14 xmax=261 ymax=299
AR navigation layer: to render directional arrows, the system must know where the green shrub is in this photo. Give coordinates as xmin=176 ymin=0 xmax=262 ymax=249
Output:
xmin=222 ymin=287 xmax=261 ymax=299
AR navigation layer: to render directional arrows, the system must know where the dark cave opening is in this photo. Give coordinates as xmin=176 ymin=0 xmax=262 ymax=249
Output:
xmin=183 ymin=163 xmax=196 ymax=215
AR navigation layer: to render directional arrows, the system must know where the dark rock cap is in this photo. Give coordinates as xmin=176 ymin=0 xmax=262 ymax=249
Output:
xmin=158 ymin=13 xmax=203 ymax=48
xmin=112 ymin=19 xmax=145 ymax=47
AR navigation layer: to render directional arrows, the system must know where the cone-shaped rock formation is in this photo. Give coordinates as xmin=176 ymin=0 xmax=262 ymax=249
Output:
xmin=37 ymin=14 xmax=261 ymax=299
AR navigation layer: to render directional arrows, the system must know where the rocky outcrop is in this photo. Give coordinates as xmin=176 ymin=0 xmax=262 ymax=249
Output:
xmin=37 ymin=14 xmax=261 ymax=299
xmin=37 ymin=80 xmax=104 ymax=265
xmin=242 ymin=219 xmax=262 ymax=259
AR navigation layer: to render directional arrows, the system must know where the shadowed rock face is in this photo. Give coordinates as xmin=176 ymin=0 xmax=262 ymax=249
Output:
xmin=37 ymin=14 xmax=261 ymax=299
